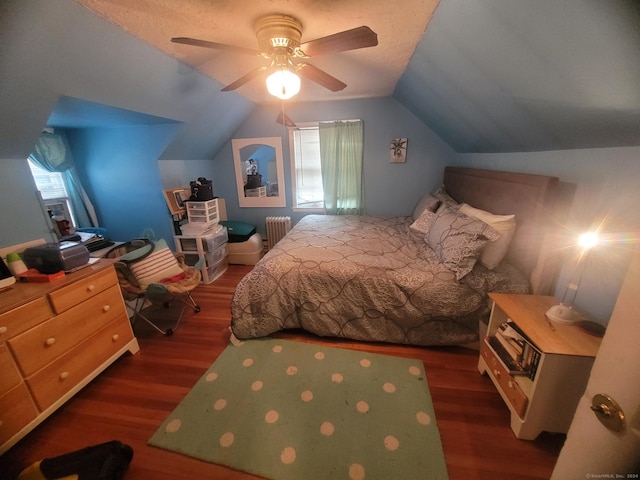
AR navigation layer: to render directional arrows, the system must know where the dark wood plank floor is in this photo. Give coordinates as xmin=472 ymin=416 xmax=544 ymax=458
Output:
xmin=0 ymin=265 xmax=564 ymax=480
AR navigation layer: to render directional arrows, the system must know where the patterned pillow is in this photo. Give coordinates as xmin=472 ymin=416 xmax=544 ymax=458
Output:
xmin=425 ymin=204 xmax=500 ymax=280
xmin=127 ymin=239 xmax=184 ymax=289
xmin=410 ymin=208 xmax=437 ymax=234
xmin=432 ymin=185 xmax=459 ymax=208
xmin=411 ymin=193 xmax=441 ymax=221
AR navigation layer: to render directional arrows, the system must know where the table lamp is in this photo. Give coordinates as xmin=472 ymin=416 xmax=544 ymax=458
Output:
xmin=545 ymin=231 xmax=599 ymax=324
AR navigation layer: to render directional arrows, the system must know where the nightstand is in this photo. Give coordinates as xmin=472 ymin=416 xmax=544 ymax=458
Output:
xmin=478 ymin=293 xmax=602 ymax=440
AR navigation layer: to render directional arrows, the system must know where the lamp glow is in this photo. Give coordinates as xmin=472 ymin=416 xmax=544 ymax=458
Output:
xmin=545 ymin=230 xmax=600 ymax=324
xmin=266 ymin=69 xmax=300 ymax=100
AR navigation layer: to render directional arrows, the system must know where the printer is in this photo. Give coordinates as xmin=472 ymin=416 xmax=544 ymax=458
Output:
xmin=22 ymin=241 xmax=90 ymax=274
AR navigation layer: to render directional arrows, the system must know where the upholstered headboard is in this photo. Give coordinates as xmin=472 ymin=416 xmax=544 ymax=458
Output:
xmin=443 ymin=167 xmax=573 ymax=294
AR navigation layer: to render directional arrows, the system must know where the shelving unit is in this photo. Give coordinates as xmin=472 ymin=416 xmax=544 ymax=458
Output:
xmin=174 ymin=224 xmax=228 ymax=284
xmin=478 ymin=293 xmax=602 ymax=440
xmin=185 ymin=199 xmax=220 ymax=224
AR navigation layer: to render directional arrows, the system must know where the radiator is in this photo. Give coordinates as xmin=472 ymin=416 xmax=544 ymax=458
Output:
xmin=265 ymin=216 xmax=292 ymax=250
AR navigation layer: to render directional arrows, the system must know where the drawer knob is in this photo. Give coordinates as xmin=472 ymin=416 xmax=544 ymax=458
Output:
xmin=112 ymin=334 xmax=120 ymax=342
xmin=493 ymin=369 xmax=501 ymax=378
xmin=508 ymin=380 xmax=514 ymax=389
xmin=103 ymin=305 xmax=111 ymax=312
xmin=46 ymin=337 xmax=56 ymax=346
xmin=60 ymin=371 xmax=69 ymax=380
xmin=87 ymin=284 xmax=95 ymax=292
xmin=0 ymin=326 xmax=7 ymax=335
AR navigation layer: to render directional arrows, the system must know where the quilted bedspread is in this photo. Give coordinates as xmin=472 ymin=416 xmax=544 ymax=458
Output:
xmin=231 ymin=215 xmax=529 ymax=346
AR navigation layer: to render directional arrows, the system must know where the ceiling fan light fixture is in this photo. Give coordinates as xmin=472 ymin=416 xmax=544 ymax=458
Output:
xmin=266 ymin=69 xmax=300 ymax=100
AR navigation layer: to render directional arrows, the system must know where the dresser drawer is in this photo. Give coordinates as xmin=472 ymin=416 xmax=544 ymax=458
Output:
xmin=9 ymin=285 xmax=126 ymax=377
xmin=26 ymin=316 xmax=134 ymax=411
xmin=0 ymin=297 xmax=52 ymax=341
xmin=0 ymin=344 xmax=22 ymax=394
xmin=0 ymin=383 xmax=39 ymax=445
xmin=48 ymin=267 xmax=119 ymax=314
xmin=481 ymin=340 xmax=528 ymax=418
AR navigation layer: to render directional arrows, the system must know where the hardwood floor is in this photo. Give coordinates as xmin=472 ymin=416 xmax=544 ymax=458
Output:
xmin=0 ymin=265 xmax=564 ymax=480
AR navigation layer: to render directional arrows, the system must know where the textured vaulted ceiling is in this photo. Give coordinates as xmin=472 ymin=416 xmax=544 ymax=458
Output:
xmin=74 ymin=0 xmax=439 ymax=104
xmin=67 ymin=0 xmax=640 ymax=153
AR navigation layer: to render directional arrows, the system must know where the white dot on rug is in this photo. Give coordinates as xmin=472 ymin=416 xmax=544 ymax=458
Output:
xmin=251 ymin=380 xmax=264 ymax=391
xmin=273 ymin=345 xmax=283 ymax=353
xmin=165 ymin=419 xmax=181 ymax=433
xmin=409 ymin=366 xmax=421 ymax=376
xmin=213 ymin=399 xmax=227 ymax=411
xmin=356 ymin=401 xmax=369 ymax=413
xmin=416 ymin=411 xmax=431 ymax=425
xmin=360 ymin=358 xmax=371 ymax=368
xmin=281 ymin=447 xmax=296 ymax=464
xmin=314 ymin=351 xmax=325 ymax=360
xmin=349 ymin=463 xmax=365 ymax=480
xmin=320 ymin=421 xmax=335 ymax=436
xmin=265 ymin=410 xmax=279 ymax=424
xmin=383 ymin=382 xmax=396 ymax=393
xmin=384 ymin=435 xmax=400 ymax=451
xmin=301 ymin=390 xmax=313 ymax=402
xmin=287 ymin=365 xmax=298 ymax=375
xmin=219 ymin=432 xmax=234 ymax=447
xmin=331 ymin=373 xmax=344 ymax=383
xmin=242 ymin=358 xmax=254 ymax=367
xmin=205 ymin=372 xmax=218 ymax=382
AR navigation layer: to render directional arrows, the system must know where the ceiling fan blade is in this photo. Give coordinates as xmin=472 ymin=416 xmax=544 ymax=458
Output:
xmin=171 ymin=37 xmax=262 ymax=56
xmin=221 ymin=66 xmax=267 ymax=91
xmin=298 ymin=26 xmax=378 ymax=57
xmin=276 ymin=111 xmax=298 ymax=128
xmin=298 ymin=63 xmax=347 ymax=92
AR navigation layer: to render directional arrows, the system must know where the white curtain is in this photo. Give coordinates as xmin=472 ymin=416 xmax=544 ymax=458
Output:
xmin=29 ymin=129 xmax=98 ymax=228
xmin=318 ymin=120 xmax=364 ymax=215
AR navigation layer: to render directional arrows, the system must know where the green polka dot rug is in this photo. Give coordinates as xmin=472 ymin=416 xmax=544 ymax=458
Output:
xmin=149 ymin=337 xmax=448 ymax=480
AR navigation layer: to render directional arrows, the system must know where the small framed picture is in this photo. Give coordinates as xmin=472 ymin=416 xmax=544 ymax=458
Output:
xmin=390 ymin=138 xmax=407 ymax=163
xmin=163 ymin=188 xmax=190 ymax=215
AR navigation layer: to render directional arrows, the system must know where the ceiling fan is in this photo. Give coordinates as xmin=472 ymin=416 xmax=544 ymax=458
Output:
xmin=171 ymin=14 xmax=378 ymax=99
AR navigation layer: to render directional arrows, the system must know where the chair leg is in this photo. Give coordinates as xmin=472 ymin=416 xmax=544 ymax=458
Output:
xmin=129 ymin=291 xmax=200 ymax=336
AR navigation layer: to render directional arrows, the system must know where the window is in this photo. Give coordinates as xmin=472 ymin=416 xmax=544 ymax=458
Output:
xmin=27 ymin=158 xmax=76 ymax=227
xmin=290 ymin=124 xmax=324 ymax=210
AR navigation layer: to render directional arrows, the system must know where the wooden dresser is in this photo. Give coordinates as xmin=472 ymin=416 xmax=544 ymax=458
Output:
xmin=0 ymin=260 xmax=139 ymax=454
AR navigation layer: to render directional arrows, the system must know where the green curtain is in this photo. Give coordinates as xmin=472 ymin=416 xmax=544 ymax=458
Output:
xmin=319 ymin=120 xmax=364 ymax=215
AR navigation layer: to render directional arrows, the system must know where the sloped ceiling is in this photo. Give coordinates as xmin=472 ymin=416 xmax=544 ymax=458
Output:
xmin=61 ymin=0 xmax=640 ymax=153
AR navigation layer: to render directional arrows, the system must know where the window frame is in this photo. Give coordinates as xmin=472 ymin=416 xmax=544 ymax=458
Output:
xmin=27 ymin=158 xmax=77 ymax=227
xmin=288 ymin=122 xmax=326 ymax=213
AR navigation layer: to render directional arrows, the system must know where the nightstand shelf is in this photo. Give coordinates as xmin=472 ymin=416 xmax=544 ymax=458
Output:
xmin=478 ymin=293 xmax=602 ymax=440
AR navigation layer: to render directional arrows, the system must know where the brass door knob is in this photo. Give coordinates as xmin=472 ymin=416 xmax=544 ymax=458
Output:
xmin=591 ymin=393 xmax=625 ymax=432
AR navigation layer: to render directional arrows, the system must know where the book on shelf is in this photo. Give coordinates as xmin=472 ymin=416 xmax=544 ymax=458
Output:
xmin=488 ymin=319 xmax=542 ymax=380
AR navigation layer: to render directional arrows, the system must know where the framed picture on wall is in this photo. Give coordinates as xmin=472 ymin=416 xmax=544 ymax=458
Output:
xmin=163 ymin=188 xmax=190 ymax=216
xmin=390 ymin=138 xmax=407 ymax=163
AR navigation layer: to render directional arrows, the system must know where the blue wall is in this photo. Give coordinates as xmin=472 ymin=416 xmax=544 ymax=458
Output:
xmin=182 ymin=97 xmax=456 ymax=235
xmin=457 ymin=146 xmax=640 ymax=324
xmin=67 ymin=124 xmax=183 ymax=245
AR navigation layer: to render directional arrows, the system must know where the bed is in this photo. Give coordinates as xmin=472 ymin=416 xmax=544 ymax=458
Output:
xmin=230 ymin=167 xmax=571 ymax=346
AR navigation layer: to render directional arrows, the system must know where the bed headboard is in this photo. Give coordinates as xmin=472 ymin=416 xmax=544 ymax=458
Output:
xmin=443 ymin=167 xmax=573 ymax=294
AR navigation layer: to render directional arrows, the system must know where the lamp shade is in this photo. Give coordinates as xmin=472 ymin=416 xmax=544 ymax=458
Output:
xmin=266 ymin=70 xmax=300 ymax=100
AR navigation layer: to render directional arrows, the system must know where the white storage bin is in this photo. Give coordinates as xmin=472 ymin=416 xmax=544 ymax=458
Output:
xmin=205 ymin=243 xmax=227 ymax=267
xmin=227 ymin=233 xmax=264 ymax=265
xmin=186 ymin=199 xmax=219 ymax=224
xmin=204 ymin=257 xmax=228 ymax=284
xmin=244 ymin=186 xmax=266 ymax=197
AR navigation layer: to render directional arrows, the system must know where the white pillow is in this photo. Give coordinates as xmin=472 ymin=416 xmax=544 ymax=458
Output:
xmin=458 ymin=203 xmax=516 ymax=270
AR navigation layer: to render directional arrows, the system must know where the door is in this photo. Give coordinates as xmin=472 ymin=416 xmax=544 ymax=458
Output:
xmin=551 ymin=244 xmax=640 ymax=478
